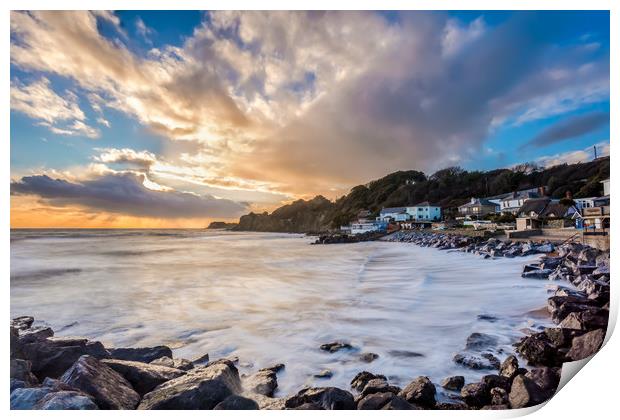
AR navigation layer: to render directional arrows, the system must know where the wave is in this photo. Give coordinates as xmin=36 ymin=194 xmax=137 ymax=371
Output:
xmin=11 ymin=268 xmax=82 ymax=282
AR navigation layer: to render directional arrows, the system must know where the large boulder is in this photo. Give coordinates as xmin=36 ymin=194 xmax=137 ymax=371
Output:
xmin=460 ymin=382 xmax=490 ymax=408
xmin=381 ymin=395 xmax=419 ymax=410
xmin=465 ymin=333 xmax=498 ymax=350
xmin=60 ymin=355 xmax=140 ymax=409
xmin=499 ymin=355 xmax=520 ymax=380
xmin=10 ymin=359 xmax=39 ymax=387
xmin=525 ymin=367 xmax=560 ymax=401
xmin=284 ymin=387 xmax=355 ymax=410
xmin=138 ymin=360 xmax=241 ymax=409
xmin=102 ymin=359 xmax=186 ymax=395
xmin=11 ymin=316 xmax=35 ymax=331
xmin=566 ymin=329 xmax=606 ymax=361
xmin=34 ymin=391 xmax=99 ymax=410
xmin=397 ymin=376 xmax=436 ymax=408
xmin=20 ymin=337 xmax=109 ymax=380
xmin=18 ymin=326 xmax=54 ymax=344
xmin=544 ymin=328 xmax=584 ymax=348
xmin=453 ymin=352 xmax=500 ymax=370
xmin=440 ymin=376 xmax=464 ymax=391
xmin=508 ymin=375 xmax=546 ymax=408
xmin=515 ymin=333 xmax=559 ymax=366
xmin=360 ymin=378 xmax=400 ymax=398
xmin=357 ymin=392 xmax=395 ymax=410
xmin=244 ymin=366 xmax=279 ymax=397
xmin=150 ymin=356 xmax=194 ymax=371
xmin=350 ymin=371 xmax=386 ymax=392
xmin=559 ymin=310 xmax=608 ymax=331
xmin=319 ymin=342 xmax=354 ymax=353
xmin=108 ymin=346 xmax=173 ymax=363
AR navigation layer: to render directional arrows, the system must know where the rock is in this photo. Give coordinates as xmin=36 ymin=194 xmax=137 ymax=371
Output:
xmin=11 ymin=326 xmax=24 ymax=359
xmin=525 ymin=367 xmax=560 ymax=400
xmin=477 ymin=314 xmax=498 ymax=322
xmin=559 ymin=310 xmax=608 ymax=330
xmin=515 ymin=334 xmax=559 ymax=366
xmin=397 ymin=376 xmax=436 ymax=408
xmin=20 ymin=337 xmax=109 ymax=380
xmin=314 ymin=369 xmax=333 ymax=379
xmin=245 ymin=368 xmax=278 ymax=396
xmin=357 ymin=392 xmax=395 ymax=410
xmin=522 ymin=269 xmax=553 ymax=279
xmin=509 ymin=374 xmax=546 ymax=408
xmin=490 ymin=387 xmax=508 ymax=405
xmin=150 ymin=356 xmax=194 ymax=371
xmin=544 ymin=328 xmax=583 ymax=348
xmin=481 ymin=404 xmax=510 ymax=410
xmin=535 ymin=244 xmax=554 ymax=253
xmin=360 ymin=378 xmax=400 ymax=397
xmin=481 ymin=374 xmax=511 ymax=392
xmin=499 ymin=355 xmax=519 ymax=379
xmin=290 ymin=402 xmax=323 ymax=409
xmin=460 ymin=381 xmax=489 ymax=408
xmin=350 ymin=371 xmax=386 ymax=392
xmin=319 ymin=342 xmax=353 ymax=353
xmin=465 ymin=333 xmax=498 ymax=350
xmin=101 ymin=358 xmax=186 ymax=395
xmin=566 ymin=329 xmax=606 ymax=361
xmin=42 ymin=377 xmax=81 ymax=392
xmin=259 ymin=363 xmax=285 ymax=373
xmin=10 ymin=387 xmax=55 ymax=409
xmin=18 ymin=326 xmax=54 ymax=343
xmin=284 ymin=387 xmax=355 ymax=410
xmin=138 ymin=361 xmax=241 ymax=409
xmin=381 ymin=395 xmax=419 ymax=410
xmin=453 ymin=352 xmax=500 ymax=370
xmin=11 ymin=379 xmax=26 ymax=393
xmin=359 ymin=352 xmax=379 ymax=363
xmin=388 ymin=350 xmax=424 ymax=358
xmin=12 ymin=316 xmax=35 ymax=330
xmin=436 ymin=401 xmax=468 ymax=409
xmin=440 ymin=376 xmax=464 ymax=391
xmin=10 ymin=359 xmax=39 ymax=387
xmin=192 ymin=353 xmax=210 ymax=365
xmin=34 ymin=391 xmax=99 ymax=410
xmin=214 ymin=395 xmax=259 ymax=410
xmin=60 ymin=355 xmax=140 ymax=409
xmin=108 ymin=346 xmax=173 ymax=363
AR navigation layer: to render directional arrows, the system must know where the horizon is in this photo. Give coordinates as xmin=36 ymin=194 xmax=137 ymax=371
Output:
xmin=10 ymin=10 xmax=610 ymax=228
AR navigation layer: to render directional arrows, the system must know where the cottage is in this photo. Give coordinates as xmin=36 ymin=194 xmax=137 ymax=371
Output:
xmin=515 ymin=198 xmax=579 ymax=230
xmin=601 ymin=178 xmax=610 ymax=196
xmin=349 ymin=220 xmax=388 ymax=235
xmin=500 ymin=188 xmax=543 ymax=214
xmin=407 ymin=202 xmax=441 ymax=221
xmin=458 ymin=198 xmax=499 ymax=217
xmin=379 ymin=207 xmax=410 ymax=222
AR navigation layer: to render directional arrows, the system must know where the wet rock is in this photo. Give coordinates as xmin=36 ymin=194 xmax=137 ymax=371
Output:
xmin=314 ymin=369 xmax=333 ymax=379
xmin=465 ymin=333 xmax=498 ymax=350
xmin=460 ymin=382 xmax=490 ymax=408
xmin=436 ymin=401 xmax=468 ymax=409
xmin=357 ymin=392 xmax=395 ymax=409
xmin=481 ymin=374 xmax=511 ymax=392
xmin=34 ymin=391 xmax=98 ymax=410
xmin=259 ymin=363 xmax=285 ymax=373
xmin=440 ymin=376 xmax=464 ymax=391
xmin=10 ymin=387 xmax=55 ymax=410
xmin=18 ymin=326 xmax=54 ymax=344
xmin=138 ymin=361 xmax=241 ymax=409
xmin=490 ymin=387 xmax=508 ymax=405
xmin=359 ymin=352 xmax=379 ymax=363
xmin=11 ymin=327 xmax=23 ymax=359
xmin=525 ymin=367 xmax=560 ymax=400
xmin=522 ymin=269 xmax=553 ymax=279
xmin=477 ymin=314 xmax=498 ymax=322
xmin=284 ymin=387 xmax=355 ymax=410
xmin=515 ymin=333 xmax=558 ymax=366
xmin=381 ymin=395 xmax=419 ymax=409
xmin=360 ymin=378 xmax=400 ymax=398
xmin=245 ymin=367 xmax=279 ymax=396
xmin=544 ymin=327 xmax=584 ymax=348
xmin=101 ymin=358 xmax=186 ymax=395
xmin=453 ymin=353 xmax=500 ymax=370
xmin=108 ymin=346 xmax=172 ymax=363
xmin=509 ymin=374 xmax=546 ymax=408
xmin=559 ymin=309 xmax=608 ymax=330
xmin=499 ymin=355 xmax=519 ymax=379
xmin=214 ymin=395 xmax=259 ymax=410
xmin=150 ymin=356 xmax=194 ymax=371
xmin=350 ymin=371 xmax=386 ymax=392
xmin=12 ymin=316 xmax=35 ymax=331
xmin=481 ymin=404 xmax=509 ymax=410
xmin=566 ymin=329 xmax=606 ymax=361
xmin=290 ymin=402 xmax=323 ymax=409
xmin=21 ymin=338 xmax=109 ymax=380
xmin=60 ymin=355 xmax=140 ymax=409
xmin=388 ymin=350 xmax=424 ymax=358
xmin=320 ymin=342 xmax=353 ymax=353
xmin=10 ymin=359 xmax=39 ymax=387
xmin=192 ymin=353 xmax=210 ymax=365
xmin=397 ymin=376 xmax=436 ymax=408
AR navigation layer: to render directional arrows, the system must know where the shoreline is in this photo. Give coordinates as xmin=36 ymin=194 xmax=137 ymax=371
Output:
xmin=10 ymin=232 xmax=610 ymax=410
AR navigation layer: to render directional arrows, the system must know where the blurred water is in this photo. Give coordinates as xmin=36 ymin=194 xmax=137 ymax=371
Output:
xmin=11 ymin=229 xmax=556 ymax=396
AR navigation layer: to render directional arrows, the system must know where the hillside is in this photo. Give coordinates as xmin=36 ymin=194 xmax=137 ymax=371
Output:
xmin=234 ymin=157 xmax=610 ymax=233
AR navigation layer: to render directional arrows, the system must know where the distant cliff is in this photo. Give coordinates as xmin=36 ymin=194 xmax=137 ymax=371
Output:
xmin=207 ymin=221 xmax=238 ymax=230
xmin=234 ymin=157 xmax=610 ymax=233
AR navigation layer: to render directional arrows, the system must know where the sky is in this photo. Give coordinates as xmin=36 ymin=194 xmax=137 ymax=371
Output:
xmin=10 ymin=10 xmax=610 ymax=228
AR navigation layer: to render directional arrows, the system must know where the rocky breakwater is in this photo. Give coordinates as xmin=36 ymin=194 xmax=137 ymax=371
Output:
xmin=313 ymin=231 xmax=386 ymax=244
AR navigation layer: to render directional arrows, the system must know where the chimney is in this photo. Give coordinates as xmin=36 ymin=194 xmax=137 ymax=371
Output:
xmin=538 ymin=186 xmax=546 ymax=197
xmin=513 ymin=191 xmax=517 ymax=198
xmin=565 ymin=190 xmax=573 ymax=200
xmin=471 ymin=198 xmax=475 ymax=204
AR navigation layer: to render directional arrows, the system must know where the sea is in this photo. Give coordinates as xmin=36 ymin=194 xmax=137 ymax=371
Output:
xmin=10 ymin=229 xmax=560 ymax=396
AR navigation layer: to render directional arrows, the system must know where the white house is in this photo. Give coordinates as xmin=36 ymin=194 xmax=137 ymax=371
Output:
xmin=406 ymin=202 xmax=441 ymax=221
xmin=349 ymin=220 xmax=388 ymax=235
xmin=601 ymin=178 xmax=610 ymax=196
xmin=500 ymin=189 xmax=542 ymax=214
xmin=379 ymin=207 xmax=410 ymax=222
xmin=574 ymin=197 xmax=597 ymax=211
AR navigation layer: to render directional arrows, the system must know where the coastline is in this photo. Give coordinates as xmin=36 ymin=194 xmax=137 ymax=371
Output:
xmin=10 ymin=232 xmax=610 ymax=410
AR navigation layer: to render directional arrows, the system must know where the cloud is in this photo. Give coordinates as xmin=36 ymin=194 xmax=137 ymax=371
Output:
xmin=525 ymin=111 xmax=609 ymax=148
xmin=535 ymin=141 xmax=609 ymax=167
xmin=11 ymin=172 xmax=248 ymax=219
xmin=10 ymin=77 xmax=100 ymax=138
xmin=10 ymin=11 xmax=610 ymax=200
xmin=135 ymin=17 xmax=155 ymax=43
xmin=93 ymin=147 xmax=158 ymax=170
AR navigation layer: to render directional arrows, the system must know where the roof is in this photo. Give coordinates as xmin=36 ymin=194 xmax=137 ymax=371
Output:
xmin=540 ymin=202 xmax=573 ymax=218
xmin=501 ymin=191 xmax=540 ymax=202
xmin=380 ymin=207 xmax=407 ymax=214
xmin=517 ymin=198 xmax=551 ymax=216
xmin=411 ymin=201 xmax=438 ymax=207
xmin=458 ymin=198 xmax=498 ymax=209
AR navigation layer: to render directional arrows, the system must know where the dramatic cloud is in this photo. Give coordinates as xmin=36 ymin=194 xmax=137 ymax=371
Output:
xmin=535 ymin=141 xmax=609 ymax=167
xmin=10 ymin=11 xmax=610 ymax=201
xmin=93 ymin=147 xmax=158 ymax=170
xmin=10 ymin=77 xmax=99 ymax=138
xmin=11 ymin=173 xmax=248 ymax=219
xmin=525 ymin=112 xmax=609 ymax=148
